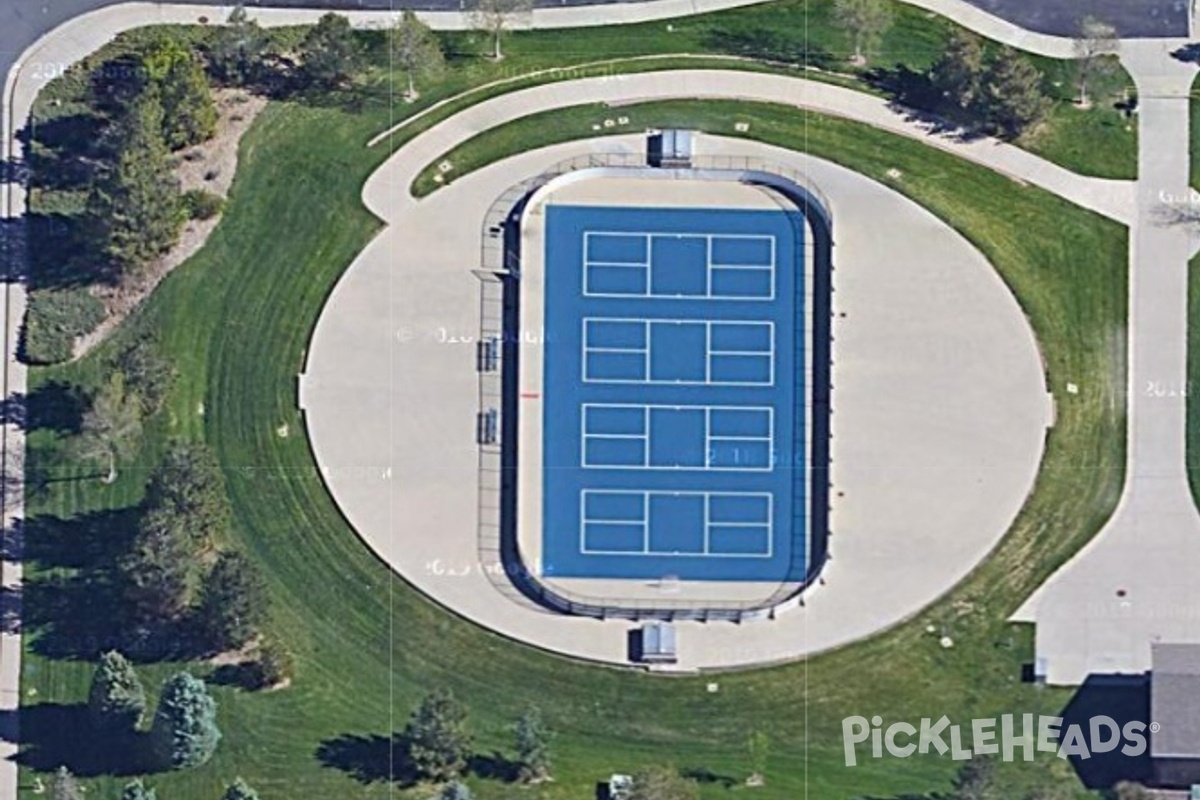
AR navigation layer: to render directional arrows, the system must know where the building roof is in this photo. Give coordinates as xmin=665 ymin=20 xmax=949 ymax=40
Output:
xmin=1152 ymin=643 xmax=1200 ymax=758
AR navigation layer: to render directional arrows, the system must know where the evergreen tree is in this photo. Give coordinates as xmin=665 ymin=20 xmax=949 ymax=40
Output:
xmin=831 ymin=0 xmax=893 ymax=64
xmin=208 ymin=5 xmax=269 ymax=86
xmin=50 ymin=766 xmax=83 ymax=800
xmin=627 ymin=766 xmax=699 ymax=800
xmin=298 ymin=13 xmax=363 ymax=88
xmin=158 ymin=52 xmax=218 ymax=149
xmin=390 ymin=11 xmax=444 ymax=99
xmin=440 ymin=782 xmax=472 ymax=800
xmin=403 ymin=688 xmax=472 ymax=781
xmin=87 ymin=88 xmax=183 ymax=273
xmin=121 ymin=778 xmax=158 ymax=800
xmin=150 ymin=672 xmax=221 ymax=769
xmin=984 ymin=47 xmax=1050 ymax=136
xmin=87 ymin=650 xmax=147 ymax=733
xmin=930 ymin=28 xmax=986 ymax=111
xmin=513 ymin=706 xmax=551 ymax=781
xmin=222 ymin=777 xmax=260 ymax=800
xmin=143 ymin=442 xmax=231 ymax=550
xmin=951 ymin=754 xmax=997 ymax=800
xmin=122 ymin=505 xmax=197 ymax=623
xmin=196 ymin=550 xmax=269 ymax=651
xmin=77 ymin=372 xmax=143 ymax=484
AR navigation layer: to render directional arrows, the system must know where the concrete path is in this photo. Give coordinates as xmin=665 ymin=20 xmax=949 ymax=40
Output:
xmin=303 ymin=118 xmax=1051 ymax=668
xmin=1010 ymin=41 xmax=1200 ymax=685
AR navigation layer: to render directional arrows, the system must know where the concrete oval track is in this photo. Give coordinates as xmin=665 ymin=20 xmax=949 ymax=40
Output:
xmin=301 ymin=81 xmax=1050 ymax=668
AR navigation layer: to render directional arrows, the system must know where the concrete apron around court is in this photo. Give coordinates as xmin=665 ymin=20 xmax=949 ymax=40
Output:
xmin=301 ymin=129 xmax=1050 ymax=670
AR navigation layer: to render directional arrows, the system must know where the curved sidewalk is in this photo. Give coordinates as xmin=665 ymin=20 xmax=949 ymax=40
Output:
xmin=300 ymin=61 xmax=1065 ymax=668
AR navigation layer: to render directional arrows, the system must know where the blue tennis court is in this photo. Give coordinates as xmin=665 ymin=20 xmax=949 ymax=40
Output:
xmin=539 ymin=204 xmax=807 ymax=582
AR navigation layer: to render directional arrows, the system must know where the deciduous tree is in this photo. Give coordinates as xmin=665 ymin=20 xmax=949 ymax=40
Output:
xmin=196 ymin=550 xmax=269 ymax=651
xmin=143 ymin=442 xmax=230 ymax=550
xmin=831 ymin=0 xmax=893 ymax=64
xmin=1074 ymin=16 xmax=1119 ymax=107
xmin=77 ymin=372 xmax=142 ymax=484
xmin=390 ymin=11 xmax=444 ymax=99
xmin=469 ymin=0 xmax=533 ymax=60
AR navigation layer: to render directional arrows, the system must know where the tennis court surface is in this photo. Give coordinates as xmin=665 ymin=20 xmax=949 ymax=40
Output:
xmin=540 ymin=204 xmax=809 ymax=582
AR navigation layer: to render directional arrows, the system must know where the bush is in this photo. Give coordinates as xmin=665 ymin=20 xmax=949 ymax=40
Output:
xmin=22 ymin=287 xmax=105 ymax=364
xmin=182 ymin=188 xmax=225 ymax=220
xmin=250 ymin=638 xmax=294 ymax=689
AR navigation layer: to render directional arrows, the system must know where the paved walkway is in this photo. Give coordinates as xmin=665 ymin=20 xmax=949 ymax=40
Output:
xmin=304 ymin=116 xmax=1051 ymax=667
xmin=1011 ymin=41 xmax=1200 ymax=685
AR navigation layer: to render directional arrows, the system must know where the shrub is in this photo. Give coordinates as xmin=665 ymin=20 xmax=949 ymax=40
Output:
xmin=182 ymin=188 xmax=225 ymax=220
xmin=251 ymin=638 xmax=294 ymax=689
xmin=22 ymin=287 xmax=105 ymax=364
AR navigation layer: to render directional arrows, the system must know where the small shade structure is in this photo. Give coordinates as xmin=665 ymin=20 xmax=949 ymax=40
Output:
xmin=632 ymin=622 xmax=678 ymax=664
xmin=647 ymin=129 xmax=694 ymax=168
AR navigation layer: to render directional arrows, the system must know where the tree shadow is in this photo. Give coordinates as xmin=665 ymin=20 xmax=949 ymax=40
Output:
xmin=1171 ymin=43 xmax=1200 ymax=64
xmin=19 ymin=508 xmax=193 ymax=662
xmin=314 ymin=732 xmax=418 ymax=787
xmin=702 ymin=29 xmax=836 ymax=70
xmin=23 ymin=211 xmax=114 ymax=291
xmin=0 ymin=704 xmax=152 ymax=777
xmin=0 ymin=217 xmax=28 ymax=282
xmin=1059 ymin=674 xmax=1152 ymax=790
xmin=468 ymin=750 xmax=521 ymax=783
xmin=679 ymin=766 xmax=737 ymax=788
xmin=0 ymin=392 xmax=25 ymax=431
xmin=24 ymin=382 xmax=87 ymax=435
xmin=207 ymin=661 xmax=264 ymax=692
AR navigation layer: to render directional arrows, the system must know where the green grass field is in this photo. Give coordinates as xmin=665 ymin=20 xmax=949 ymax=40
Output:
xmin=19 ymin=85 xmax=1128 ymax=799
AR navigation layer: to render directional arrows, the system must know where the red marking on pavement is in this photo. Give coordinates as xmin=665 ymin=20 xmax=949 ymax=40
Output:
xmin=521 ymin=392 xmax=541 ymax=399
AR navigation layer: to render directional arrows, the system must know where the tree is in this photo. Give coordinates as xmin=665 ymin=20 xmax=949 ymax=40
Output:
xmin=440 ymin=782 xmax=472 ymax=800
xmin=143 ymin=442 xmax=230 ymax=550
xmin=208 ymin=4 xmax=269 ymax=86
xmin=121 ymin=779 xmax=158 ymax=800
xmin=1110 ymin=782 xmax=1154 ymax=800
xmin=87 ymin=88 xmax=183 ymax=273
xmin=831 ymin=0 xmax=893 ymax=65
xmin=222 ymin=777 xmax=260 ymax=800
xmin=77 ymin=372 xmax=143 ymax=484
xmin=627 ymin=765 xmax=699 ymax=800
xmin=930 ymin=28 xmax=986 ymax=111
xmin=513 ymin=706 xmax=551 ymax=781
xmin=950 ymin=755 xmax=996 ymax=800
xmin=87 ymin=650 xmax=147 ymax=733
xmin=390 ymin=11 xmax=444 ymax=100
xmin=150 ymin=672 xmax=221 ymax=769
xmin=298 ymin=13 xmax=363 ymax=88
xmin=403 ymin=688 xmax=473 ymax=781
xmin=984 ymin=47 xmax=1050 ymax=137
xmin=50 ymin=766 xmax=83 ymax=800
xmin=469 ymin=0 xmax=533 ymax=60
xmin=1073 ymin=16 xmax=1119 ymax=107
xmin=157 ymin=51 xmax=218 ymax=149
xmin=250 ymin=637 xmax=294 ymax=689
xmin=121 ymin=506 xmax=196 ymax=623
xmin=746 ymin=729 xmax=769 ymax=785
xmin=117 ymin=336 xmax=177 ymax=416
xmin=196 ymin=550 xmax=269 ymax=651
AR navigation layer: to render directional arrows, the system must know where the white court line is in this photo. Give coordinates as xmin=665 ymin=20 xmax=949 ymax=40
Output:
xmin=579 ymin=490 xmax=775 ymax=557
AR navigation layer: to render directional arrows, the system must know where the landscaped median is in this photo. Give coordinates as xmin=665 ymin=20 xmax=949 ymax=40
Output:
xmin=17 ymin=4 xmax=1130 ymax=799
